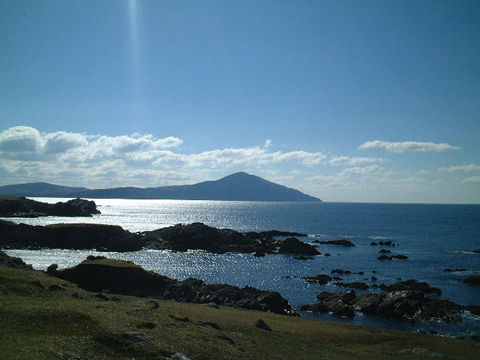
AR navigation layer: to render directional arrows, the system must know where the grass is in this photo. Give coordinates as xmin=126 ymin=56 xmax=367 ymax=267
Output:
xmin=1 ymin=264 xmax=479 ymax=360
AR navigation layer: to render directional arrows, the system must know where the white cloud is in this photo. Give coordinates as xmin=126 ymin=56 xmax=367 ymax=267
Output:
xmin=462 ymin=176 xmax=480 ymax=184
xmin=329 ymin=156 xmax=384 ymax=166
xmin=0 ymin=126 xmax=43 ymax=154
xmin=44 ymin=131 xmax=88 ymax=154
xmin=264 ymin=139 xmax=272 ymax=148
xmin=0 ymin=126 xmax=329 ymax=187
xmin=439 ymin=164 xmax=480 ymax=173
xmin=358 ymin=140 xmax=459 ymax=153
xmin=340 ymin=165 xmax=382 ymax=177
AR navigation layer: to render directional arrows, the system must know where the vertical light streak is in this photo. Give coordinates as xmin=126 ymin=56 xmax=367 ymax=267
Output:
xmin=128 ymin=0 xmax=140 ymax=93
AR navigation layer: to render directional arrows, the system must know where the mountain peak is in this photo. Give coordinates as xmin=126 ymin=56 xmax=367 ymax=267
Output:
xmin=0 ymin=173 xmax=322 ymax=202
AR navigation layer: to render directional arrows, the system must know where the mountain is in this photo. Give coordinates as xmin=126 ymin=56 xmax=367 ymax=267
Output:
xmin=0 ymin=172 xmax=322 ymax=202
xmin=0 ymin=182 xmax=88 ymax=197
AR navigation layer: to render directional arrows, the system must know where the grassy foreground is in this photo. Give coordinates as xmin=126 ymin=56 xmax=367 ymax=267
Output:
xmin=0 ymin=263 xmax=479 ymax=360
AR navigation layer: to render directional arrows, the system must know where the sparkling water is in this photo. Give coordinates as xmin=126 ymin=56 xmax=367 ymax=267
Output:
xmin=3 ymin=198 xmax=480 ymax=337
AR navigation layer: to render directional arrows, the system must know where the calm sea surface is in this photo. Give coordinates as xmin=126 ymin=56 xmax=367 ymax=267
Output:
xmin=3 ymin=198 xmax=480 ymax=337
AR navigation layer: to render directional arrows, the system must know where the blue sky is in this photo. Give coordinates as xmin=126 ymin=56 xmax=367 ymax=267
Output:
xmin=1 ymin=0 xmax=479 ymax=203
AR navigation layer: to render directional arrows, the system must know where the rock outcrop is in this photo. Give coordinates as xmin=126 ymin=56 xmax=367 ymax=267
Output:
xmin=0 ymin=196 xmax=100 ymax=217
xmin=50 ymin=256 xmax=297 ymax=316
xmin=143 ymin=223 xmax=318 ymax=255
xmin=299 ymin=279 xmax=466 ymax=322
xmin=312 ymin=239 xmax=355 ymax=247
xmin=0 ymin=221 xmax=143 ymax=252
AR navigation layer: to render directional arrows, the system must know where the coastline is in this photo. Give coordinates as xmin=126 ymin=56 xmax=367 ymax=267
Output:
xmin=1 ymin=252 xmax=479 ymax=359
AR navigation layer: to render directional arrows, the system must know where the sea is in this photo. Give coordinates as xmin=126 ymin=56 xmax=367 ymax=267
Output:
xmin=3 ymin=198 xmax=480 ymax=338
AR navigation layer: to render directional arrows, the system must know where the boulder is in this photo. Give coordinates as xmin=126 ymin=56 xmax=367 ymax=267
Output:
xmin=379 ymin=279 xmax=442 ymax=296
xmin=255 ymin=318 xmax=272 ymax=331
xmin=312 ymin=239 xmax=355 ymax=247
xmin=335 ymin=282 xmax=369 ymax=290
xmin=463 ymin=276 xmax=480 ymax=286
xmin=303 ymin=274 xmax=332 ymax=284
xmin=377 ymin=254 xmax=408 ymax=260
xmin=277 ymin=237 xmax=320 ymax=256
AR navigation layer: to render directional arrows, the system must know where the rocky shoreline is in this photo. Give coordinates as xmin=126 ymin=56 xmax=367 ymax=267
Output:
xmin=46 ymin=255 xmax=297 ymax=316
xmin=0 ymin=220 xmax=320 ymax=255
xmin=0 ymin=196 xmax=100 ymax=217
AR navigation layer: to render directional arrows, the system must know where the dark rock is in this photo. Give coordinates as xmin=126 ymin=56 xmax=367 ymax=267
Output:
xmin=0 ymin=250 xmax=33 ymax=270
xmin=377 ymin=254 xmax=408 ymax=260
xmin=333 ymin=276 xmax=343 ymax=281
xmin=198 ymin=321 xmax=221 ymax=330
xmin=379 ymin=280 xmax=442 ymax=296
xmin=258 ymin=230 xmax=307 ymax=237
xmin=255 ymin=318 xmax=272 ymax=331
xmin=370 ymin=242 xmax=378 ymax=246
xmin=0 ymin=221 xmax=144 ymax=252
xmin=170 ymin=314 xmax=190 ymax=323
xmin=463 ymin=276 xmax=480 ymax=286
xmin=353 ymin=293 xmax=385 ymax=314
xmin=331 ymin=269 xmax=351 ymax=275
xmin=148 ymin=300 xmax=160 ymax=309
xmin=137 ymin=322 xmax=156 ymax=329
xmin=95 ymin=293 xmax=110 ymax=301
xmin=144 ymin=223 xmax=314 ymax=255
xmin=53 ymin=257 xmax=297 ymax=316
xmin=277 ymin=237 xmax=320 ymax=256
xmin=46 ymin=263 xmax=58 ymax=275
xmin=371 ymin=276 xmax=378 ymax=281
xmin=332 ymin=304 xmax=355 ymax=317
xmin=301 ymin=291 xmax=357 ymax=318
xmin=294 ymin=256 xmax=314 ymax=260
xmin=144 ymin=223 xmax=271 ymax=254
xmin=443 ymin=268 xmax=467 ymax=272
xmin=379 ymin=249 xmax=391 ymax=254
xmin=324 ymin=253 xmax=331 ymax=257
xmin=48 ymin=284 xmax=65 ymax=291
xmin=466 ymin=305 xmax=480 ymax=316
xmin=121 ymin=332 xmax=149 ymax=342
xmin=335 ymin=282 xmax=369 ymax=290
xmin=218 ymin=334 xmax=235 ymax=344
xmin=303 ymin=274 xmax=332 ymax=284
xmin=301 ymin=285 xmax=464 ymax=323
xmin=0 ymin=196 xmax=100 ymax=218
xmin=313 ymin=239 xmax=355 ymax=247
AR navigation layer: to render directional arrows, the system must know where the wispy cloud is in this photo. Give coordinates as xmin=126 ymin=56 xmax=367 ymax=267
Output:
xmin=329 ymin=156 xmax=384 ymax=166
xmin=358 ymin=140 xmax=459 ymax=153
xmin=339 ymin=165 xmax=382 ymax=177
xmin=462 ymin=176 xmax=480 ymax=184
xmin=438 ymin=164 xmax=480 ymax=173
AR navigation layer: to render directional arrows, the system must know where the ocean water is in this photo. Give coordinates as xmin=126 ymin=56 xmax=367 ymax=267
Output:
xmin=3 ymin=198 xmax=480 ymax=337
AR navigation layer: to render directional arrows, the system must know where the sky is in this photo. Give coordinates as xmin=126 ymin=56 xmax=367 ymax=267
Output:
xmin=1 ymin=0 xmax=479 ymax=203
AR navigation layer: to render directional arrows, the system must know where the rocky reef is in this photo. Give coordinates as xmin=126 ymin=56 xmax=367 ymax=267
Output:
xmin=0 ymin=196 xmax=100 ymax=217
xmin=300 ymin=279 xmax=468 ymax=322
xmin=0 ymin=221 xmax=143 ymax=252
xmin=142 ymin=222 xmax=318 ymax=255
xmin=49 ymin=256 xmax=297 ymax=316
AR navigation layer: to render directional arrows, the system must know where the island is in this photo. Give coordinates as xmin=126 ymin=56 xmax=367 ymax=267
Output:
xmin=0 ymin=195 xmax=100 ymax=218
xmin=0 ymin=172 xmax=322 ymax=202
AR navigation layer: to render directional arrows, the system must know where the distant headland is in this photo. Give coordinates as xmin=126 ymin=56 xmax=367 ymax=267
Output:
xmin=0 ymin=172 xmax=322 ymax=202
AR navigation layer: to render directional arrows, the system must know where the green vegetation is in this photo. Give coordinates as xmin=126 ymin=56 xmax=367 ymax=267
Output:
xmin=1 ymin=262 xmax=479 ymax=360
